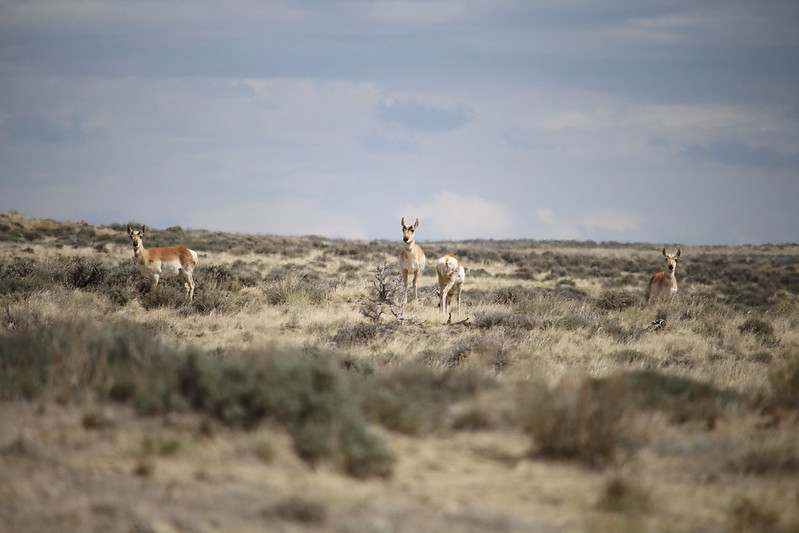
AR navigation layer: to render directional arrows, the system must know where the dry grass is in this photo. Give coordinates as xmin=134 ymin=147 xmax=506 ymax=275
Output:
xmin=1 ymin=210 xmax=799 ymax=532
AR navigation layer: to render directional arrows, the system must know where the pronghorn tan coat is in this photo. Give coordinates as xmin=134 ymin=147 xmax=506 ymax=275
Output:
xmin=647 ymin=247 xmax=681 ymax=303
xmin=399 ymin=217 xmax=426 ymax=305
xmin=436 ymin=254 xmax=465 ymax=317
xmin=127 ymin=224 xmax=198 ymax=301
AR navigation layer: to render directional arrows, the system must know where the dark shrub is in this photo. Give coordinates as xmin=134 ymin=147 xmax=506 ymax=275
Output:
xmin=595 ymin=475 xmax=651 ymax=513
xmin=598 ymin=318 xmax=642 ymax=343
xmin=474 ymin=311 xmax=535 ymax=330
xmin=199 ymin=264 xmax=239 ymax=291
xmin=607 ymin=369 xmax=739 ymax=424
xmin=555 ymin=315 xmax=593 ymax=331
xmin=0 ymin=258 xmax=41 ymax=295
xmin=360 ymin=365 xmax=486 ymax=435
xmin=768 ymin=353 xmax=799 ymax=409
xmin=139 ymin=284 xmax=187 ymax=309
xmin=595 ymin=289 xmax=639 ymax=311
xmin=728 ymin=497 xmax=780 ymax=533
xmin=611 ymin=349 xmax=649 ymax=364
xmin=332 ymin=322 xmax=398 ymax=347
xmin=738 ymin=318 xmax=775 ymax=339
xmin=490 ymin=286 xmax=535 ymax=305
xmin=553 ymin=284 xmax=589 ymax=301
xmin=189 ymin=286 xmax=234 ymax=314
xmin=54 ymin=256 xmax=108 ymax=289
xmin=23 ymin=230 xmax=43 ymax=241
xmin=3 ymin=257 xmax=36 ymax=278
xmin=264 ymin=496 xmax=327 ymax=524
xmin=107 ymin=288 xmax=130 ymax=307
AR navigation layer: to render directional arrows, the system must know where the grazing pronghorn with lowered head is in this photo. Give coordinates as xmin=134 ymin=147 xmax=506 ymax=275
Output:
xmin=127 ymin=224 xmax=198 ymax=301
xmin=399 ymin=217 xmax=426 ymax=305
xmin=436 ymin=254 xmax=465 ymax=318
xmin=647 ymin=247 xmax=681 ymax=303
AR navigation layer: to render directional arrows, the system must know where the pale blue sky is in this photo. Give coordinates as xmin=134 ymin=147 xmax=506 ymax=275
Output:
xmin=1 ymin=1 xmax=797 ymax=244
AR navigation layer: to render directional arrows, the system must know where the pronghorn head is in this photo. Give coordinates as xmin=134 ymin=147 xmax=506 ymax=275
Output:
xmin=401 ymin=217 xmax=420 ymax=245
xmin=662 ymin=247 xmax=681 ymax=274
xmin=127 ymin=224 xmax=147 ymax=253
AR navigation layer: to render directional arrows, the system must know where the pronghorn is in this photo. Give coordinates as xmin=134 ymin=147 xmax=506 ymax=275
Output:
xmin=436 ymin=254 xmax=465 ymax=318
xmin=647 ymin=247 xmax=681 ymax=303
xmin=398 ymin=217 xmax=426 ymax=305
xmin=127 ymin=224 xmax=198 ymax=301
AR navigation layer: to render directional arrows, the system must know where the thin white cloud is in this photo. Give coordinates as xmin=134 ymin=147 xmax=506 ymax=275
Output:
xmin=186 ymin=198 xmax=368 ymax=239
xmin=577 ymin=209 xmax=638 ymax=234
xmin=398 ymin=191 xmax=514 ymax=240
xmin=536 ymin=207 xmax=638 ymax=241
xmin=537 ymin=208 xmax=557 ymax=226
xmin=536 ymin=208 xmax=580 ymax=240
xmin=535 ymin=110 xmax=603 ymax=132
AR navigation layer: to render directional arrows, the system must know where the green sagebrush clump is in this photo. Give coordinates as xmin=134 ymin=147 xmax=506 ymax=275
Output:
xmin=473 ymin=311 xmax=536 ymax=330
xmin=595 ymin=289 xmax=639 ymax=311
xmin=263 ymin=270 xmax=331 ymax=306
xmin=0 ymin=320 xmax=394 ymax=479
xmin=176 ymin=350 xmax=394 ymax=478
xmin=0 ymin=257 xmax=39 ymax=295
xmin=0 ymin=256 xmax=138 ymax=303
xmin=358 ymin=364 xmax=488 ymax=436
xmin=331 ymin=321 xmax=399 ymax=347
xmin=738 ymin=317 xmax=777 ymax=345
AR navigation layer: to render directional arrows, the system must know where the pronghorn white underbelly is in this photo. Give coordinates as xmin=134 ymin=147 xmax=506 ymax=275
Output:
xmin=158 ymin=259 xmax=185 ymax=278
xmin=137 ymin=258 xmax=184 ymax=279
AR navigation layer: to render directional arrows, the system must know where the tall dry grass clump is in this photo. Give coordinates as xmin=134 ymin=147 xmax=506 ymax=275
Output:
xmin=516 ymin=372 xmax=628 ymax=468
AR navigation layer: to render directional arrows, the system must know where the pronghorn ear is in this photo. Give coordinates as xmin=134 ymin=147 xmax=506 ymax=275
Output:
xmin=141 ymin=225 xmax=147 ymax=235
xmin=675 ymin=249 xmax=681 ymax=258
xmin=401 ymin=217 xmax=406 ymax=227
xmin=662 ymin=247 xmax=667 ymax=257
xmin=127 ymin=224 xmax=133 ymax=234
xmin=414 ymin=218 xmax=420 ymax=229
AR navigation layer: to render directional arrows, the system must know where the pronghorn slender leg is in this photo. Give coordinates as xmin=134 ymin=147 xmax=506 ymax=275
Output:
xmin=412 ymin=271 xmax=420 ymax=302
xmin=440 ymin=279 xmax=457 ymax=315
xmin=180 ymin=275 xmax=188 ymax=299
xmin=179 ymin=269 xmax=195 ymax=300
xmin=402 ymin=270 xmax=409 ymax=305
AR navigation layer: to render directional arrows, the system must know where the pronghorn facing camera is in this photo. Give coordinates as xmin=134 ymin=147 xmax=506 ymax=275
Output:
xmin=399 ymin=217 xmax=426 ymax=305
xmin=436 ymin=254 xmax=465 ymax=318
xmin=127 ymin=224 xmax=199 ymax=301
xmin=647 ymin=247 xmax=681 ymax=303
